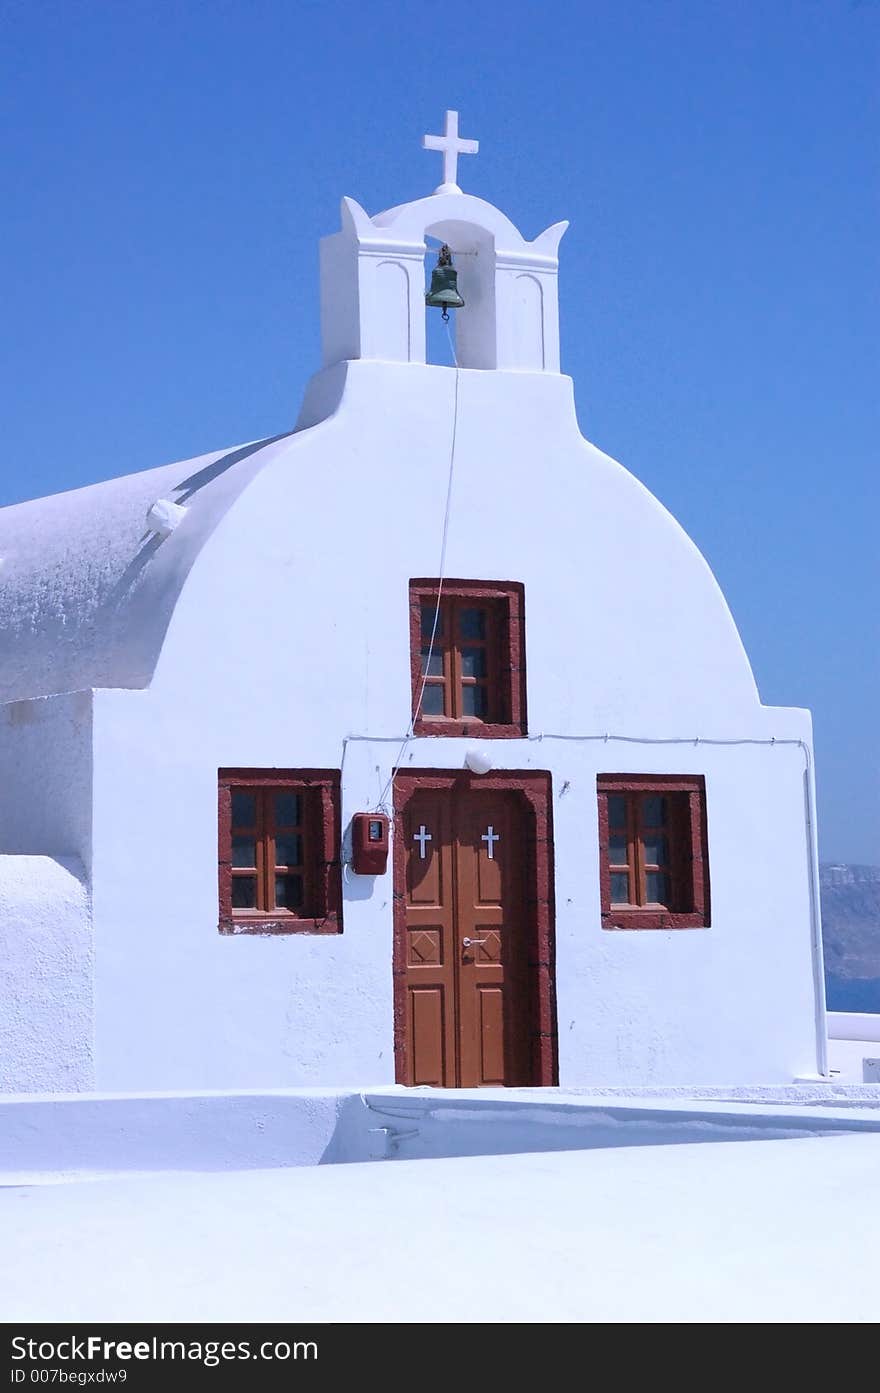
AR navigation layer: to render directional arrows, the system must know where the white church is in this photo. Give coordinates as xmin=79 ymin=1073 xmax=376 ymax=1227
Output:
xmin=0 ymin=112 xmax=827 ymax=1095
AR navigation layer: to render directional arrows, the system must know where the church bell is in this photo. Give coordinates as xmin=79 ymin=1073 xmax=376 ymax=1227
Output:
xmin=425 ymin=243 xmax=465 ymax=319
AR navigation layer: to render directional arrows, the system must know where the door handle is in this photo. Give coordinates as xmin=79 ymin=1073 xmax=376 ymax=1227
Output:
xmin=462 ymin=937 xmax=487 ymax=948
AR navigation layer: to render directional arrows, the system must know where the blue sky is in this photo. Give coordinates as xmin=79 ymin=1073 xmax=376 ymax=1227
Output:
xmin=1 ymin=1 xmax=877 ymax=861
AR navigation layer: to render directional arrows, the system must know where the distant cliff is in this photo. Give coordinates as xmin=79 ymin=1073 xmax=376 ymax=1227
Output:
xmin=821 ymin=863 xmax=880 ymax=1012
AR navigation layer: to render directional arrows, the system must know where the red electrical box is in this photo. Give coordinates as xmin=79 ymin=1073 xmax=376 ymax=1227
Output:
xmin=352 ymin=813 xmax=390 ymax=875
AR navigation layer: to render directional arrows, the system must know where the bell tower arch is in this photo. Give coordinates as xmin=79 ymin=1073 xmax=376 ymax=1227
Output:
xmin=318 ymin=111 xmax=568 ymax=374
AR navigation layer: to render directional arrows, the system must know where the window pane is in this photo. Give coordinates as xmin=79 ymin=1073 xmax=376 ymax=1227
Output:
xmin=231 ymin=877 xmax=257 ymax=909
xmin=609 ymin=834 xmax=629 ymax=866
xmin=420 ymin=684 xmax=446 ymax=716
xmin=232 ymin=836 xmax=256 ymax=868
xmin=275 ymin=875 xmax=304 ymax=911
xmin=642 ymin=834 xmax=668 ymax=866
xmin=461 ymin=684 xmax=488 ymax=718
xmin=231 ymin=790 xmax=256 ymax=828
xmin=461 ymin=647 xmax=487 ymax=678
xmin=421 ymin=646 xmax=443 ymax=677
xmin=646 ymin=871 xmax=670 ymax=905
xmin=610 ymin=872 xmax=630 ymax=904
xmin=642 ymin=795 xmax=667 ymax=828
xmin=275 ymin=792 xmax=302 ymax=827
xmin=459 ymin=607 xmax=486 ymax=639
xmin=421 ymin=604 xmax=443 ymax=640
xmin=275 ymin=835 xmax=303 ymax=869
xmin=608 ymin=795 xmax=627 ymax=830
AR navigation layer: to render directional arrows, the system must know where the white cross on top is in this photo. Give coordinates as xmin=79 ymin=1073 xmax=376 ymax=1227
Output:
xmin=481 ymin=826 xmax=500 ymax=860
xmin=413 ymin=825 xmax=433 ymax=859
xmin=422 ymin=110 xmax=479 ymax=194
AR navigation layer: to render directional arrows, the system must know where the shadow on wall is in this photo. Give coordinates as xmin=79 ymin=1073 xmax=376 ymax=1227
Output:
xmin=107 ymin=432 xmax=294 ymax=611
xmin=172 ymin=433 xmax=293 ymax=506
xmin=329 ymin=1093 xmax=880 ymax=1163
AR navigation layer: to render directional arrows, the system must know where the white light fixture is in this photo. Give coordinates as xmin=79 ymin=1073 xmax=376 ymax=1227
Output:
xmin=464 ymin=749 xmax=493 ymax=775
xmin=145 ymin=498 xmax=188 ymax=538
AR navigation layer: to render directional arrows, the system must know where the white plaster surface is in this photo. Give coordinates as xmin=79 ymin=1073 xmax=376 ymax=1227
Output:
xmin=422 ymin=109 xmax=479 ymax=194
xmin=828 ymin=1038 xmax=880 ymax=1084
xmin=320 ymin=192 xmax=567 ymax=371
xmin=0 ymin=691 xmax=92 ymax=862
xmin=3 ymin=1086 xmax=878 ymax=1181
xmin=0 ymin=856 xmax=92 ymax=1091
xmin=3 ymin=1133 xmax=878 ymax=1322
xmin=828 ymin=1012 xmax=880 ymax=1042
xmin=355 ymin=1088 xmax=880 ymax=1163
xmin=827 ymin=1015 xmax=880 ymax=1083
xmin=0 ymin=437 xmax=289 ymax=704
xmin=0 ymin=1089 xmax=351 ymax=1178
xmin=145 ymin=497 xmax=188 ymax=537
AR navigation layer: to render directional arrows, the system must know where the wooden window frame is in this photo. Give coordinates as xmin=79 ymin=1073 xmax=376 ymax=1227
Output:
xmin=218 ymin=769 xmax=342 ymax=935
xmin=597 ymin=775 xmax=710 ymax=930
xmin=409 ymin=580 xmax=527 ymax=739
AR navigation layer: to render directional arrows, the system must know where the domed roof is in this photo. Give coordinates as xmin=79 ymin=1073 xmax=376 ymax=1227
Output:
xmin=0 ymin=431 xmax=296 ymax=704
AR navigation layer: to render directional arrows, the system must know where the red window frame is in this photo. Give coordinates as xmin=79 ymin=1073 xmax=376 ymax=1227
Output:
xmin=409 ymin=580 xmax=526 ymax=738
xmin=597 ymin=775 xmax=710 ymax=930
xmin=218 ymin=769 xmax=342 ymax=935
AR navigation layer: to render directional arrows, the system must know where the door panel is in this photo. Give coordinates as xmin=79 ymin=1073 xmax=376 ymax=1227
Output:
xmin=402 ymin=794 xmax=457 ymax=1086
xmin=476 ymin=987 xmax=505 ymax=1086
xmin=455 ymin=791 xmax=527 ymax=1087
xmin=398 ymin=785 xmax=530 ymax=1087
xmin=410 ymin=986 xmax=447 ymax=1087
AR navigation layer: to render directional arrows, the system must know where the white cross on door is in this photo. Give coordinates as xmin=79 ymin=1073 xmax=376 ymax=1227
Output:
xmin=413 ymin=825 xmax=433 ymax=859
xmin=481 ymin=825 xmax=500 ymax=859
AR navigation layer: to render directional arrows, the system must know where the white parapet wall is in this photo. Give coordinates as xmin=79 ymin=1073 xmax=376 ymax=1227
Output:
xmin=828 ymin=1012 xmax=880 ymax=1042
xmin=2 ymin=1087 xmax=880 ymax=1181
xmin=0 ymin=1090 xmax=354 ymax=1178
xmin=827 ymin=1012 xmax=880 ymax=1083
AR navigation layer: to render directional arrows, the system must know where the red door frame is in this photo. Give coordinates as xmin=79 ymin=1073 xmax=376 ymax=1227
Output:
xmin=392 ymin=769 xmax=558 ymax=1087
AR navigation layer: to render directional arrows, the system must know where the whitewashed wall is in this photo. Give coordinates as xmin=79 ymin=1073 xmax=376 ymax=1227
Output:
xmin=0 ymin=691 xmax=92 ymax=863
xmin=86 ymin=361 xmax=823 ymax=1090
xmin=0 ymin=694 xmax=94 ymax=1091
xmin=827 ymin=1014 xmax=880 ymax=1083
xmin=0 ymin=855 xmax=92 ymax=1090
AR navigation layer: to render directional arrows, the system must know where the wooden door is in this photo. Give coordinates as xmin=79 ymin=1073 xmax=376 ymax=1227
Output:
xmin=398 ymin=786 xmax=530 ymax=1087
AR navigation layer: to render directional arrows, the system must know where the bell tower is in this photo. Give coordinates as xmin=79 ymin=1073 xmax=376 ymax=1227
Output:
xmin=318 ymin=110 xmax=568 ymax=373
